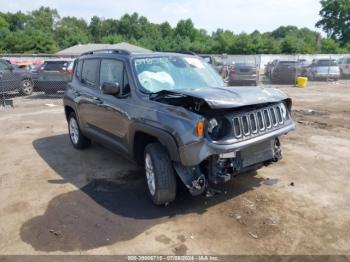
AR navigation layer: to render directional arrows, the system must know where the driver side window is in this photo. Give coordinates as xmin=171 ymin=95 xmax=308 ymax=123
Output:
xmin=100 ymin=59 xmax=130 ymax=96
xmin=100 ymin=59 xmax=123 ymax=85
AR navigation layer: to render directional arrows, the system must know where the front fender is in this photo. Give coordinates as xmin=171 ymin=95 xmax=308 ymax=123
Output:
xmin=129 ymin=122 xmax=181 ymax=162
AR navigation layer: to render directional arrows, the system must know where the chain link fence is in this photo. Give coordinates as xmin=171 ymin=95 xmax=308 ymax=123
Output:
xmin=0 ymin=56 xmax=73 ymax=110
xmin=208 ymin=54 xmax=348 ymax=87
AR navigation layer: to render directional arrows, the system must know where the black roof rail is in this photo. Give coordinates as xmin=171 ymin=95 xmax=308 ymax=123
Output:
xmin=81 ymin=49 xmax=131 ymax=56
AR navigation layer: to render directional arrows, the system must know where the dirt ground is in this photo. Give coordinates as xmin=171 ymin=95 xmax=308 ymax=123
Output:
xmin=0 ymin=80 xmax=350 ymax=255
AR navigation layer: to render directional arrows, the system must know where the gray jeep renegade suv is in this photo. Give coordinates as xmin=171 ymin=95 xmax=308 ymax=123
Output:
xmin=64 ymin=49 xmax=295 ymax=205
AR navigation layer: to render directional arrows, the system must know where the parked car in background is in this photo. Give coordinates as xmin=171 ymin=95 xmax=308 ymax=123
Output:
xmin=267 ymin=59 xmax=279 ymax=79
xmin=337 ymin=57 xmax=350 ymax=78
xmin=270 ymin=61 xmax=301 ymax=84
xmin=305 ymin=59 xmax=340 ymax=81
xmin=228 ymin=62 xmax=258 ymax=86
xmin=0 ymin=59 xmax=34 ymax=96
xmin=264 ymin=62 xmax=273 ymax=76
xmin=31 ymin=59 xmax=74 ymax=94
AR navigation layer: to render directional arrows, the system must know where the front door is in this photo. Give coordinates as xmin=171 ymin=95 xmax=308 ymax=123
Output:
xmin=94 ymin=59 xmax=132 ymax=151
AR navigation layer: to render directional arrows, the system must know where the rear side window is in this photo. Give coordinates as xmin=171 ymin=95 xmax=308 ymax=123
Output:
xmin=81 ymin=59 xmax=99 ymax=86
xmin=345 ymin=58 xmax=350 ymax=64
xmin=75 ymin=60 xmax=83 ymax=79
xmin=100 ymin=59 xmax=124 ymax=85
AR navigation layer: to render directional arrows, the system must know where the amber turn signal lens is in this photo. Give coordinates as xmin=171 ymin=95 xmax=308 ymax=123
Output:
xmin=197 ymin=121 xmax=204 ymax=137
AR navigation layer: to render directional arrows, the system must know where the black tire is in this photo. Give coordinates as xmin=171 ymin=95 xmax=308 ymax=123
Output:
xmin=19 ymin=79 xmax=34 ymax=96
xmin=144 ymin=143 xmax=177 ymax=205
xmin=68 ymin=112 xmax=91 ymax=150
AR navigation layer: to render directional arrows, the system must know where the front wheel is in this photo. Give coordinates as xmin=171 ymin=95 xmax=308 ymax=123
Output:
xmin=144 ymin=143 xmax=177 ymax=205
xmin=68 ymin=112 xmax=91 ymax=149
xmin=19 ymin=79 xmax=34 ymax=96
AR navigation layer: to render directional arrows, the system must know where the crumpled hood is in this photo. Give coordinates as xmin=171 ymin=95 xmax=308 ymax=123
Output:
xmin=167 ymin=86 xmax=289 ymax=109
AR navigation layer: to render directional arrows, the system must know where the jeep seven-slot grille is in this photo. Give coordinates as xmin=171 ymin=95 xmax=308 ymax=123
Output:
xmin=232 ymin=104 xmax=287 ymax=140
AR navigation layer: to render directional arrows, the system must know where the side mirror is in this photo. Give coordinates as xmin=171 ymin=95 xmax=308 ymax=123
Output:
xmin=100 ymin=82 xmax=120 ymax=95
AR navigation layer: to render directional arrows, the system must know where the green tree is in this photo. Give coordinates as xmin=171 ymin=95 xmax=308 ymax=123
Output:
xmin=320 ymin=38 xmax=341 ymax=53
xmin=0 ymin=6 xmax=346 ymax=54
xmin=316 ymin=0 xmax=350 ymax=43
xmin=27 ymin=7 xmax=60 ymax=33
xmin=55 ymin=17 xmax=89 ymax=48
xmin=0 ymin=15 xmax=10 ymax=52
xmin=5 ymin=29 xmax=58 ymax=53
xmin=89 ymin=16 xmax=103 ymax=42
xmin=175 ymin=19 xmax=197 ymax=41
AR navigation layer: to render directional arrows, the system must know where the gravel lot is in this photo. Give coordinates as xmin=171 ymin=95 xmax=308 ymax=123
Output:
xmin=0 ymin=80 xmax=349 ymax=255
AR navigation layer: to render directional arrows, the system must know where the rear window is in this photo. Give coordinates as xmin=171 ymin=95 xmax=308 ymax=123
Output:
xmin=317 ymin=60 xmax=337 ymax=66
xmin=81 ymin=59 xmax=99 ymax=86
xmin=344 ymin=58 xmax=350 ymax=64
xmin=44 ymin=61 xmax=72 ymax=71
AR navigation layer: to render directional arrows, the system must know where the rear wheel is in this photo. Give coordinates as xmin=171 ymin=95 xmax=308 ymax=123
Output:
xmin=19 ymin=79 xmax=34 ymax=96
xmin=68 ymin=112 xmax=91 ymax=149
xmin=144 ymin=143 xmax=177 ymax=205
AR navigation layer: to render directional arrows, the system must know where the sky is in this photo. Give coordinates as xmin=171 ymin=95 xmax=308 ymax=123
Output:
xmin=0 ymin=0 xmax=322 ymax=34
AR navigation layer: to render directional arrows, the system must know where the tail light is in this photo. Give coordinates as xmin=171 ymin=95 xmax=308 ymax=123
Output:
xmin=65 ymin=69 xmax=73 ymax=75
xmin=230 ymin=68 xmax=236 ymax=75
xmin=251 ymin=69 xmax=257 ymax=74
xmin=346 ymin=64 xmax=350 ymax=69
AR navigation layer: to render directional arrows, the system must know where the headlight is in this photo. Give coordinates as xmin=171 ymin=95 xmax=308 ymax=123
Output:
xmin=207 ymin=117 xmax=230 ymax=140
xmin=208 ymin=118 xmax=218 ymax=133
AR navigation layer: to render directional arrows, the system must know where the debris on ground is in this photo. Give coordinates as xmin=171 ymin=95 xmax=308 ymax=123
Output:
xmin=45 ymin=103 xmax=57 ymax=107
xmin=248 ymin=232 xmax=258 ymax=239
xmin=206 ymin=188 xmax=221 ymax=198
xmin=49 ymin=229 xmax=61 ymax=237
xmin=289 ymin=182 xmax=295 ymax=187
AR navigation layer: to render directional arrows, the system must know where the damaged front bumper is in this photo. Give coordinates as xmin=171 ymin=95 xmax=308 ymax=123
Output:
xmin=175 ymin=123 xmax=294 ymax=195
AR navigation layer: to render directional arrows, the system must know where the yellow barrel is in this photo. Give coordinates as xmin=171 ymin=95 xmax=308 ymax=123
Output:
xmin=296 ymin=77 xmax=308 ymax=88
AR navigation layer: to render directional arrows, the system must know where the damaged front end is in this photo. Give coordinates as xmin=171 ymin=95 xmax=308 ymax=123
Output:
xmin=174 ymin=138 xmax=283 ymax=195
xmin=151 ymin=86 xmax=295 ymax=195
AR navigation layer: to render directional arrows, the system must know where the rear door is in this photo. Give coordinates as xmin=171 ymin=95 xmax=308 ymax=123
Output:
xmin=75 ymin=59 xmax=102 ymax=130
